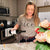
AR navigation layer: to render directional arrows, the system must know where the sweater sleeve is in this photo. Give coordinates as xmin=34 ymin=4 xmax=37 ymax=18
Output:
xmin=16 ymin=15 xmax=23 ymax=25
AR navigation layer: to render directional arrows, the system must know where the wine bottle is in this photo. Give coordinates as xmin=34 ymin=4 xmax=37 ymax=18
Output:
xmin=9 ymin=30 xmax=26 ymax=34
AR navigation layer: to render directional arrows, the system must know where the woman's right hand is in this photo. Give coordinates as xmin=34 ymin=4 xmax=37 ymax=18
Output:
xmin=11 ymin=27 xmax=17 ymax=31
xmin=11 ymin=24 xmax=19 ymax=31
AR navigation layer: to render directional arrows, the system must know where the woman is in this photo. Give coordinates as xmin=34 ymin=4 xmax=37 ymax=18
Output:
xmin=11 ymin=2 xmax=40 ymax=42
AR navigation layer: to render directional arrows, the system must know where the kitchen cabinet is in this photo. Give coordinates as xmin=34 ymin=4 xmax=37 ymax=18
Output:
xmin=0 ymin=0 xmax=9 ymax=7
xmin=2 ymin=0 xmax=9 ymax=7
xmin=36 ymin=0 xmax=46 ymax=7
xmin=17 ymin=0 xmax=26 ymax=16
xmin=47 ymin=0 xmax=50 ymax=5
xmin=9 ymin=0 xmax=17 ymax=16
xmin=37 ymin=0 xmax=50 ymax=7
xmin=0 ymin=0 xmax=2 ymax=6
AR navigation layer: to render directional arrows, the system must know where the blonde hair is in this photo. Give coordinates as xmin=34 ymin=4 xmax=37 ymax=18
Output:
xmin=24 ymin=2 xmax=40 ymax=26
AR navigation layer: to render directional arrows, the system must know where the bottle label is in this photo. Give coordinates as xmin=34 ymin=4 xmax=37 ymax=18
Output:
xmin=11 ymin=30 xmax=16 ymax=34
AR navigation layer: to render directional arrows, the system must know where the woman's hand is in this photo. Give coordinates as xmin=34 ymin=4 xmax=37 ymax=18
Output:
xmin=33 ymin=33 xmax=46 ymax=42
xmin=11 ymin=24 xmax=19 ymax=31
xmin=33 ymin=38 xmax=46 ymax=43
xmin=11 ymin=27 xmax=17 ymax=31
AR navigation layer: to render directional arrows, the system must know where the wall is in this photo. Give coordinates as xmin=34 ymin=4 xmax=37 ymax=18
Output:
xmin=17 ymin=0 xmax=36 ymax=16
xmin=17 ymin=0 xmax=26 ymax=16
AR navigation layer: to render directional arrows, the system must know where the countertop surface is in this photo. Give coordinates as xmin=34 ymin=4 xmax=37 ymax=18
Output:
xmin=0 ymin=42 xmax=36 ymax=50
xmin=0 ymin=24 xmax=14 ymax=29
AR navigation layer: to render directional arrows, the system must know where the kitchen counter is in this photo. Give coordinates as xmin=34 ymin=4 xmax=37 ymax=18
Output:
xmin=0 ymin=42 xmax=36 ymax=50
xmin=0 ymin=24 xmax=14 ymax=29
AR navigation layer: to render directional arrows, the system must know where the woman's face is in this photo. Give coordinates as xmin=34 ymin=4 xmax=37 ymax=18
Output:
xmin=26 ymin=5 xmax=34 ymax=16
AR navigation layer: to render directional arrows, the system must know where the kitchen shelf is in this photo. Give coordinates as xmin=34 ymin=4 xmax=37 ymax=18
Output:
xmin=37 ymin=5 xmax=50 ymax=8
xmin=37 ymin=5 xmax=50 ymax=12
xmin=0 ymin=16 xmax=17 ymax=21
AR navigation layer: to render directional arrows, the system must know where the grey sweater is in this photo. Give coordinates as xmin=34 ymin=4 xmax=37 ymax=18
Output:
xmin=16 ymin=14 xmax=36 ymax=38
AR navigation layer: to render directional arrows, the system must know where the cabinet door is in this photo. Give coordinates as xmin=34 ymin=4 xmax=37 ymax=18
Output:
xmin=2 ymin=0 xmax=9 ymax=7
xmin=17 ymin=0 xmax=26 ymax=16
xmin=47 ymin=0 xmax=50 ymax=5
xmin=0 ymin=0 xmax=2 ymax=6
xmin=9 ymin=0 xmax=17 ymax=16
xmin=37 ymin=0 xmax=46 ymax=7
